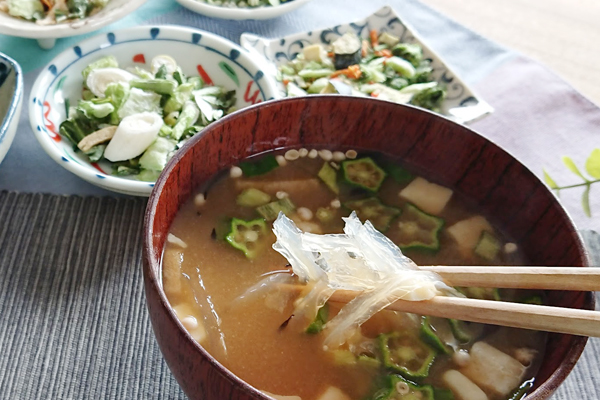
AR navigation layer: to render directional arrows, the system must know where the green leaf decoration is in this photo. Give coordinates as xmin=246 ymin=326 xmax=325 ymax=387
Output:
xmin=584 ymin=148 xmax=600 ymax=179
xmin=543 ymin=169 xmax=558 ymax=189
xmin=562 ymin=156 xmax=588 ymax=181
xmin=218 ymin=61 xmax=239 ymax=87
xmin=582 ymin=185 xmax=592 ymax=217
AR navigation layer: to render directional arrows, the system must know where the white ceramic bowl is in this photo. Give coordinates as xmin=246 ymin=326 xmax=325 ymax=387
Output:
xmin=241 ymin=5 xmax=493 ymax=124
xmin=0 ymin=0 xmax=147 ymax=49
xmin=0 ymin=52 xmax=24 ymax=167
xmin=175 ymin=0 xmax=314 ymax=20
xmin=29 ymin=25 xmax=279 ymax=196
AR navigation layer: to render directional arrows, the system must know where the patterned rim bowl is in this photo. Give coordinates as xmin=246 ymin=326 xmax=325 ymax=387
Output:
xmin=29 ymin=25 xmax=278 ymax=197
xmin=175 ymin=0 xmax=314 ymax=20
xmin=0 ymin=0 xmax=148 ymax=49
xmin=0 ymin=52 xmax=23 ymax=167
xmin=241 ymin=6 xmax=493 ymax=124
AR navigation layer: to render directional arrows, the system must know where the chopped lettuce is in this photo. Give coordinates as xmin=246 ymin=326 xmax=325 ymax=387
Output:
xmin=7 ymin=0 xmax=43 ymax=20
xmin=58 ymin=54 xmax=237 ymax=180
xmin=117 ymin=88 xmax=162 ymax=119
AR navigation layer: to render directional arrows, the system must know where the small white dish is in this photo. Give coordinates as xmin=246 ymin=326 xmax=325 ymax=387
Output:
xmin=0 ymin=0 xmax=147 ymax=49
xmin=175 ymin=0 xmax=314 ymax=20
xmin=0 ymin=52 xmax=24 ymax=167
xmin=29 ymin=25 xmax=278 ymax=196
xmin=241 ymin=6 xmax=493 ymax=124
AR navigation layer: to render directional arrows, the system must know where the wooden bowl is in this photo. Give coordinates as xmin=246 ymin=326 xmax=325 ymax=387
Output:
xmin=143 ymin=96 xmax=593 ymax=400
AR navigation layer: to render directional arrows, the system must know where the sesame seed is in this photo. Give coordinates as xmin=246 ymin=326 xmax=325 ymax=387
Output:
xmin=276 ymin=191 xmax=289 ymax=199
xmin=299 ymin=148 xmax=309 ymax=157
xmin=194 ymin=193 xmax=206 ymax=207
xmin=230 ymin=166 xmax=243 ymax=178
xmin=297 ymin=207 xmax=313 ymax=221
xmin=285 ymin=149 xmax=300 ymax=161
xmin=330 ymin=199 xmax=341 ymax=208
xmin=332 ymin=151 xmax=346 ymax=162
xmin=308 ymin=149 xmax=318 ymax=159
xmin=345 ymin=150 xmax=358 ymax=159
xmin=319 ymin=149 xmax=333 ymax=161
xmin=276 ymin=155 xmax=287 ymax=166
xmin=504 ymin=242 xmax=518 ymax=254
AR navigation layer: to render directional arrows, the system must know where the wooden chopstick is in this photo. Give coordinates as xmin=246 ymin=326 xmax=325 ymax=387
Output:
xmin=420 ymin=266 xmax=600 ymax=291
xmin=328 ymin=290 xmax=600 ymax=337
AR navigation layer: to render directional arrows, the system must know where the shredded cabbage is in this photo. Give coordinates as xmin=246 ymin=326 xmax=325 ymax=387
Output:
xmin=272 ymin=212 xmax=456 ymax=349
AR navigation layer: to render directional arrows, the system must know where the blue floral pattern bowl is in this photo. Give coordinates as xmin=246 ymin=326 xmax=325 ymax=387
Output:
xmin=29 ymin=25 xmax=278 ymax=196
xmin=0 ymin=52 xmax=23 ymax=167
xmin=241 ymin=6 xmax=493 ymax=124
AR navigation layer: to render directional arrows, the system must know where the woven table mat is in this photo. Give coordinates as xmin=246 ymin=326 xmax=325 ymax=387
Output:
xmin=0 ymin=192 xmax=597 ymax=399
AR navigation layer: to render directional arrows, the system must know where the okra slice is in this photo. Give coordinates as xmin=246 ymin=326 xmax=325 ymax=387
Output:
xmin=474 ymin=231 xmax=501 ymax=261
xmin=318 ymin=162 xmax=339 ymax=194
xmin=225 ymin=218 xmax=267 ymax=259
xmin=306 ymin=303 xmax=329 ymax=334
xmin=371 ymin=374 xmax=435 ymax=400
xmin=341 ymin=157 xmax=387 ymax=192
xmin=392 ymin=203 xmax=444 ymax=252
xmin=236 ymin=188 xmax=271 ymax=208
xmin=458 ymin=287 xmax=501 ymax=301
xmin=420 ymin=317 xmax=452 ymax=355
xmin=378 ymin=332 xmax=436 ymax=379
xmin=448 ymin=319 xmax=472 ymax=344
xmin=344 ymin=197 xmax=400 ymax=232
xmin=256 ymin=198 xmax=296 ymax=221
xmin=239 ymin=155 xmax=279 ymax=177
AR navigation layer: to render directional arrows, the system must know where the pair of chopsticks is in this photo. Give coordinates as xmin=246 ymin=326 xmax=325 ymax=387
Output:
xmin=324 ymin=266 xmax=600 ymax=337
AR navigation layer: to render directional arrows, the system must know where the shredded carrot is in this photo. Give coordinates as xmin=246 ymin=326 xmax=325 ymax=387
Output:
xmin=361 ymin=40 xmax=369 ymax=58
xmin=330 ymin=65 xmax=362 ymax=80
xmin=283 ymin=79 xmax=290 ymax=86
xmin=375 ymin=49 xmax=393 ymax=58
xmin=41 ymin=0 xmax=52 ymax=9
xmin=370 ymin=30 xmax=379 ymax=47
xmin=371 ymin=92 xmax=379 ymax=98
xmin=327 ymin=52 xmax=335 ymax=58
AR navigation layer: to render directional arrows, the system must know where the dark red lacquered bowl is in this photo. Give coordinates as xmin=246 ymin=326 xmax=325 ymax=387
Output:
xmin=143 ymin=96 xmax=593 ymax=400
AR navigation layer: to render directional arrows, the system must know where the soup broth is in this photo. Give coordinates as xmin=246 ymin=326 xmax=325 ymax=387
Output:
xmin=163 ymin=149 xmax=546 ymax=400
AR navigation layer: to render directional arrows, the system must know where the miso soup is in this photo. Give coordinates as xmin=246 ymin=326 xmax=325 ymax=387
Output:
xmin=163 ymin=148 xmax=546 ymax=400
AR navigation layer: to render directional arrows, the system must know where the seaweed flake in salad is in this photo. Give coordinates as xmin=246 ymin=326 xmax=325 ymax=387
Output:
xmin=278 ymin=30 xmax=446 ymax=112
xmin=198 ymin=0 xmax=293 ymax=8
xmin=59 ymin=55 xmax=236 ymax=181
xmin=0 ymin=0 xmax=111 ymax=25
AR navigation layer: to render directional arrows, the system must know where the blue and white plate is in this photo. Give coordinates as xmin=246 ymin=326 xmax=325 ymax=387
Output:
xmin=0 ymin=52 xmax=23 ymax=167
xmin=30 ymin=25 xmax=278 ymax=196
xmin=241 ymin=6 xmax=493 ymax=124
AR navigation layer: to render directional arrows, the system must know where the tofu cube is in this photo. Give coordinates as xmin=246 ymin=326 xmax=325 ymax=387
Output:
xmin=461 ymin=342 xmax=526 ymax=397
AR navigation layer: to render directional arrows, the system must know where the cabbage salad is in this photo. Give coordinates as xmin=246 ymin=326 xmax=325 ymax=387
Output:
xmin=0 ymin=0 xmax=110 ymax=25
xmin=198 ymin=0 xmax=293 ymax=8
xmin=59 ymin=55 xmax=236 ymax=181
xmin=278 ymin=30 xmax=446 ymax=112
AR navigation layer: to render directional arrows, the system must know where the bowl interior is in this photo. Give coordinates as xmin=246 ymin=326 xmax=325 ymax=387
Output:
xmin=145 ymin=96 xmax=591 ymax=400
xmin=0 ymin=58 xmax=17 ymax=126
xmin=29 ymin=26 xmax=277 ymax=196
xmin=0 ymin=53 xmax=23 ymax=162
xmin=240 ymin=5 xmax=493 ymax=124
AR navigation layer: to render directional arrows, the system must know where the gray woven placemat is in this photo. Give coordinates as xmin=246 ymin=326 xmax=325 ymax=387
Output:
xmin=0 ymin=192 xmax=597 ymax=399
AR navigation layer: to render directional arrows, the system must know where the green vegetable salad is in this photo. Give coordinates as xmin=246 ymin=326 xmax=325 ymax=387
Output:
xmin=278 ymin=29 xmax=446 ymax=112
xmin=1 ymin=0 xmax=110 ymax=24
xmin=59 ymin=55 xmax=236 ymax=181
xmin=198 ymin=0 xmax=293 ymax=8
